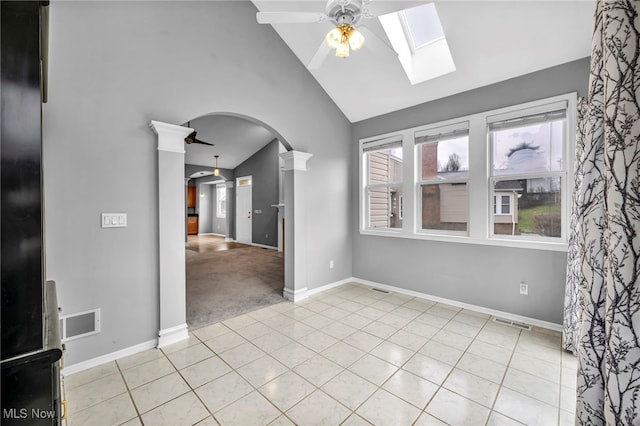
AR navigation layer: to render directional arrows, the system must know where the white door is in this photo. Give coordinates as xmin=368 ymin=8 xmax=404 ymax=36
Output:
xmin=235 ymin=176 xmax=252 ymax=244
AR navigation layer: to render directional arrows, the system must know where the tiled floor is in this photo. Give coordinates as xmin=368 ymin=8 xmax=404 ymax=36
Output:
xmin=64 ymin=283 xmax=577 ymax=425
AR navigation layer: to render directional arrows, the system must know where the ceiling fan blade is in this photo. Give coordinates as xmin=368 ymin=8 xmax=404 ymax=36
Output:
xmin=192 ymin=139 xmax=215 ymax=146
xmin=307 ymin=40 xmax=331 ymax=70
xmin=359 ymin=26 xmax=397 ymax=57
xmin=256 ymin=11 xmax=327 ymax=24
xmin=184 ymin=131 xmax=215 ymax=146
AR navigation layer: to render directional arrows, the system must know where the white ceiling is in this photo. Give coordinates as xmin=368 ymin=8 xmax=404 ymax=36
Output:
xmin=184 ymin=115 xmax=275 ymax=169
xmin=252 ymin=0 xmax=594 ymax=122
xmin=187 ymin=0 xmax=594 ymax=169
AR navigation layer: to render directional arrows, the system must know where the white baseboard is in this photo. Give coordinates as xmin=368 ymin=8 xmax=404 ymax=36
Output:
xmin=225 ymin=237 xmax=234 ymax=242
xmin=283 ymin=287 xmax=308 ymax=302
xmin=306 ymin=277 xmax=356 ymax=297
xmin=198 ymin=232 xmax=226 ymax=237
xmin=252 ymin=243 xmax=278 ymax=250
xmin=158 ymin=323 xmax=189 ymax=348
xmin=349 ymin=277 xmax=562 ymax=332
xmin=62 ymin=339 xmax=157 ymax=376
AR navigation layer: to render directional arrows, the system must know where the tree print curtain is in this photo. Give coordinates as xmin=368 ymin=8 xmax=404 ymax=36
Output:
xmin=563 ymin=1 xmax=639 ymax=424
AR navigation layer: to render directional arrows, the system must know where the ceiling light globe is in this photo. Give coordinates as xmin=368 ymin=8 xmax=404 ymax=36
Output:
xmin=335 ymin=42 xmax=349 ymax=58
xmin=348 ymin=28 xmax=365 ymax=51
xmin=325 ymin=27 xmax=342 ymax=49
xmin=214 ymin=168 xmax=220 ymax=177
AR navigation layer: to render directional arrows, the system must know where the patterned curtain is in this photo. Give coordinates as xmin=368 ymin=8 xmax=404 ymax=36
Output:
xmin=563 ymin=0 xmax=640 ymax=424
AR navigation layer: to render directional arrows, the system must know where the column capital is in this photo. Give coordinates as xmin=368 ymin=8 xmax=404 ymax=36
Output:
xmin=280 ymin=150 xmax=312 ymax=171
xmin=149 ymin=120 xmax=191 ymax=154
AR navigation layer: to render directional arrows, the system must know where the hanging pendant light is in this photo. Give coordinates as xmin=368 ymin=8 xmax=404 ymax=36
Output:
xmin=214 ymin=155 xmax=220 ymax=176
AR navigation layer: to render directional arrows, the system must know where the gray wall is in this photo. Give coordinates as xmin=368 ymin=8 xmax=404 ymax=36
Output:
xmin=352 ymin=57 xmax=591 ymax=325
xmin=43 ymin=1 xmax=352 ymax=365
xmin=234 ymin=139 xmax=279 ymax=247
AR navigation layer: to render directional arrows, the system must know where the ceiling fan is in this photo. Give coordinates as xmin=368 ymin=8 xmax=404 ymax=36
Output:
xmin=184 ymin=122 xmax=215 ymax=146
xmin=256 ymin=0 xmax=394 ymax=69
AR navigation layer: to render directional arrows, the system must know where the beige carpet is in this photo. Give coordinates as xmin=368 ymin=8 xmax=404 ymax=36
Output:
xmin=186 ymin=235 xmax=285 ymax=329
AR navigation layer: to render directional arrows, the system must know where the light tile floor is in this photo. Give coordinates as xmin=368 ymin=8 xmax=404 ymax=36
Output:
xmin=64 ymin=283 xmax=577 ymax=425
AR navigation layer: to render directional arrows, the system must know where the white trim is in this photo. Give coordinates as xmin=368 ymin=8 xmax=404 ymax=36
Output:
xmin=158 ymin=323 xmax=189 ymax=348
xmin=283 ymin=287 xmax=308 ymax=302
xmin=350 ymin=277 xmax=562 ymax=331
xmin=280 ymin=151 xmax=313 ymax=171
xmin=252 ymin=243 xmax=278 ymax=250
xmin=61 ymin=339 xmax=157 ymax=376
xmin=149 ymin=120 xmax=191 ymax=154
xmin=306 ymin=277 xmax=358 ymax=297
xmin=197 ymin=232 xmax=226 ymax=237
xmin=225 ymin=237 xmax=234 ymax=242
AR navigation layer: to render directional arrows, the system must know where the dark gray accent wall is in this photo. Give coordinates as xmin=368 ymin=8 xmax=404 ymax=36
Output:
xmin=234 ymin=139 xmax=279 ymax=247
xmin=351 ymin=58 xmax=591 ymax=325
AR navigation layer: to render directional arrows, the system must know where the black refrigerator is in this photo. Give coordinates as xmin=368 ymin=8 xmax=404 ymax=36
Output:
xmin=1 ymin=2 xmax=63 ymax=424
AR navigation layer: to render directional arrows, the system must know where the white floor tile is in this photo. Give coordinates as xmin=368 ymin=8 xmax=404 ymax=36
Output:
xmin=356 ymin=389 xmax=422 ymax=426
xmin=425 ymin=388 xmax=490 ymax=426
xmin=259 ymin=370 xmax=316 ymax=411
xmin=286 ymin=390 xmax=351 ymax=426
xmin=141 ymin=392 xmax=209 ymax=426
xmin=382 ymin=369 xmax=439 ymax=408
xmin=321 ymin=370 xmax=377 ymax=410
xmin=493 ymin=387 xmax=559 ymax=426
xmin=215 ymin=391 xmax=280 ymax=426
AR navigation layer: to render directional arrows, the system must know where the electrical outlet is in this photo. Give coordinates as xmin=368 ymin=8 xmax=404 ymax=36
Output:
xmin=329 ymin=260 xmax=334 ymax=269
xmin=519 ymin=283 xmax=528 ymax=295
xmin=266 ymin=234 xmax=268 ymax=239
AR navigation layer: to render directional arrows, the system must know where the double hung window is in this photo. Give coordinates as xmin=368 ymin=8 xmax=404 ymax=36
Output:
xmin=416 ymin=123 xmax=469 ymax=233
xmin=216 ymin=184 xmax=226 ymax=218
xmin=362 ymin=136 xmax=403 ymax=230
xmin=488 ymin=108 xmax=566 ymax=239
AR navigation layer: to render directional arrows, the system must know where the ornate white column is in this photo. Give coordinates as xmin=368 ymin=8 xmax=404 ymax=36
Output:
xmin=280 ymin=151 xmax=312 ymax=302
xmin=149 ymin=120 xmax=191 ymax=347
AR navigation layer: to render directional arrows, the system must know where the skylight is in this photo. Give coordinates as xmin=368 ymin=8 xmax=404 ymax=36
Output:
xmin=402 ymin=3 xmax=444 ymax=50
xmin=379 ymin=3 xmax=456 ymax=85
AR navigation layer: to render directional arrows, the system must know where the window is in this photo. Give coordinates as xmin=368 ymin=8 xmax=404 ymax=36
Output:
xmin=362 ymin=136 xmax=403 ymax=230
xmin=489 ymin=108 xmax=566 ymax=239
xmin=359 ymin=93 xmax=575 ymax=251
xmin=415 ymin=123 xmax=469 ymax=232
xmin=216 ymin=184 xmax=226 ymax=218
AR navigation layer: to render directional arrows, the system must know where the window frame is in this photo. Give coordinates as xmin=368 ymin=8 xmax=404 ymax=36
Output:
xmin=361 ymin=135 xmax=404 ymax=232
xmin=415 ymin=121 xmax=470 ymax=236
xmin=358 ymin=93 xmax=576 ymax=252
xmin=216 ymin=184 xmax=226 ymax=219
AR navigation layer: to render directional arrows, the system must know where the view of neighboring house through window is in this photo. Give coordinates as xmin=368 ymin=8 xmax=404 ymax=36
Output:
xmin=359 ymin=93 xmax=574 ymax=249
xmin=216 ymin=184 xmax=226 ymax=218
xmin=416 ymin=123 xmax=469 ymax=232
xmin=489 ymin=109 xmax=566 ymax=238
xmin=363 ymin=137 xmax=403 ymax=230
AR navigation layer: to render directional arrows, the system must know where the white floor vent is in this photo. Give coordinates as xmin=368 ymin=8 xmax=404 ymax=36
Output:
xmin=370 ymin=288 xmax=391 ymax=294
xmin=60 ymin=309 xmax=101 ymax=342
xmin=492 ymin=317 xmax=532 ymax=331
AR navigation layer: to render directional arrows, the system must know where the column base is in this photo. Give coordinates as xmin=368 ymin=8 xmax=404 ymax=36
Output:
xmin=283 ymin=287 xmax=308 ymax=302
xmin=157 ymin=323 xmax=189 ymax=348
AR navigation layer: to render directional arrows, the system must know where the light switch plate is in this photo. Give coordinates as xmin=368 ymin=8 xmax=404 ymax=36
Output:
xmin=101 ymin=213 xmax=127 ymax=228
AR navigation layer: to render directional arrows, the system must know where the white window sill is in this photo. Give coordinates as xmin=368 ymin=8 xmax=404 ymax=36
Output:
xmin=359 ymin=229 xmax=568 ymax=252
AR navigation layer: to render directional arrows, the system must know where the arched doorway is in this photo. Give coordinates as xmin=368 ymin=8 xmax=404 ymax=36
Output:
xmin=150 ymin=117 xmax=312 ymax=347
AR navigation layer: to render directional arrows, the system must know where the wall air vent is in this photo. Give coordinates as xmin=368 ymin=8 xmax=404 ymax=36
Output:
xmin=492 ymin=317 xmax=532 ymax=331
xmin=370 ymin=288 xmax=391 ymax=294
xmin=59 ymin=309 xmax=101 ymax=342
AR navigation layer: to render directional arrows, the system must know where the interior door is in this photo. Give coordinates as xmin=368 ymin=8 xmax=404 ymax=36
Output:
xmin=235 ymin=176 xmax=252 ymax=244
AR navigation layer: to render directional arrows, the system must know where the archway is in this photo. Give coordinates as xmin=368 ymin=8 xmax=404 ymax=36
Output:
xmin=150 ymin=117 xmax=311 ymax=347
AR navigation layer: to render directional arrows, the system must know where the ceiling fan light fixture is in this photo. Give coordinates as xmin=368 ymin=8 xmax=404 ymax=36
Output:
xmin=326 ymin=23 xmax=364 ymax=58
xmin=335 ymin=41 xmax=350 ymax=58
xmin=325 ymin=27 xmax=343 ymax=49
xmin=348 ymin=27 xmax=365 ymax=51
